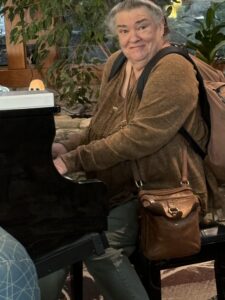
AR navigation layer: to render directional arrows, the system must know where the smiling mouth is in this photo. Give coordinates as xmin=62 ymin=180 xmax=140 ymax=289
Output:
xmin=130 ymin=45 xmax=145 ymax=49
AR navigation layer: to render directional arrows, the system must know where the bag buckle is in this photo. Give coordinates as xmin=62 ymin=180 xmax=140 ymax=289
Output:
xmin=168 ymin=207 xmax=180 ymax=216
xmin=135 ymin=180 xmax=143 ymax=188
xmin=180 ymin=180 xmax=190 ymax=186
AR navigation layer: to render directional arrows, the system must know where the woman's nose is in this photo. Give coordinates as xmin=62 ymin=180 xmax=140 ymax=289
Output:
xmin=129 ymin=29 xmax=140 ymax=42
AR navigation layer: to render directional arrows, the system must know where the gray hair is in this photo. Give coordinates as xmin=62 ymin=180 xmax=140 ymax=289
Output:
xmin=106 ymin=0 xmax=165 ymax=36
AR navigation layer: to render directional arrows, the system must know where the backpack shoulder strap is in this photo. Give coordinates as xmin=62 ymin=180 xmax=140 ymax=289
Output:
xmin=108 ymin=51 xmax=127 ymax=82
xmin=136 ymin=46 xmax=185 ymax=98
xmin=137 ymin=46 xmax=201 ymax=97
xmin=108 ymin=46 xmax=207 ymax=107
xmin=137 ymin=46 xmax=209 ymax=159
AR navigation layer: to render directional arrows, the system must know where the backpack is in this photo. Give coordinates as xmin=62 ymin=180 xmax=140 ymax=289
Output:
xmin=108 ymin=46 xmax=225 ymax=182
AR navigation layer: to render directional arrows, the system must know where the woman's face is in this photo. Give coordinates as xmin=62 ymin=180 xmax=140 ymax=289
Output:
xmin=115 ymin=7 xmax=164 ymax=66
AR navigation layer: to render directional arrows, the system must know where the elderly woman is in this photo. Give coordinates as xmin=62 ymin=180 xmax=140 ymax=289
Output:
xmin=53 ymin=0 xmax=208 ymax=299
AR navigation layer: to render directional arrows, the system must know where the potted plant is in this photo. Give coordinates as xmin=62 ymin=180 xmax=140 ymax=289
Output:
xmin=0 ymin=0 xmax=119 ymax=111
xmin=185 ymin=1 xmax=225 ymax=70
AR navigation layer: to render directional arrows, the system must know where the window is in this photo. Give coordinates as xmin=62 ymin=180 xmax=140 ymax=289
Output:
xmin=0 ymin=14 xmax=7 ymax=65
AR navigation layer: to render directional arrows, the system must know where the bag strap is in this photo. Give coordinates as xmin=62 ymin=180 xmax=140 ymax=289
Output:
xmin=132 ymin=147 xmax=189 ymax=188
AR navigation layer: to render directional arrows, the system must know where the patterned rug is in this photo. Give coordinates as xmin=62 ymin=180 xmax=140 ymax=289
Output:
xmin=161 ymin=261 xmax=216 ymax=300
xmin=59 ymin=261 xmax=217 ymax=300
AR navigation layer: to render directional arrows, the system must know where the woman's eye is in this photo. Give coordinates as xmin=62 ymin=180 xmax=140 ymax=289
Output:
xmin=119 ymin=29 xmax=128 ymax=35
xmin=138 ymin=25 xmax=147 ymax=31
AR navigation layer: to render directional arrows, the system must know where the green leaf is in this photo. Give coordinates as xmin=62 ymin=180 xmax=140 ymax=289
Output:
xmin=29 ymin=4 xmax=38 ymax=19
xmin=210 ymin=40 xmax=225 ymax=62
xmin=206 ymin=7 xmax=215 ymax=29
xmin=8 ymin=7 xmax=16 ymax=22
xmin=47 ymin=33 xmax=55 ymax=46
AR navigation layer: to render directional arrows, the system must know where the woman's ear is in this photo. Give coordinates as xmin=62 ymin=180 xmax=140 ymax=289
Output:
xmin=163 ymin=17 xmax=169 ymax=36
xmin=158 ymin=22 xmax=165 ymax=38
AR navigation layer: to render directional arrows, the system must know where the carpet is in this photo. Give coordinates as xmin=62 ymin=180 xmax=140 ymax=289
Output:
xmin=161 ymin=261 xmax=217 ymax=300
xmin=60 ymin=261 xmax=217 ymax=300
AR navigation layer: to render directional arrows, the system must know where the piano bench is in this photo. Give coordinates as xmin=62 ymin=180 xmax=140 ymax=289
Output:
xmin=33 ymin=232 xmax=108 ymax=300
xmin=131 ymin=224 xmax=225 ymax=300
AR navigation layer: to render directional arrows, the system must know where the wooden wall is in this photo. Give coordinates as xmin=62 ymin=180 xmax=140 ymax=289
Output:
xmin=0 ymin=9 xmax=54 ymax=88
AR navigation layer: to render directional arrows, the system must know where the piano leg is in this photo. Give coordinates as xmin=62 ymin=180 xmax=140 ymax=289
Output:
xmin=70 ymin=261 xmax=83 ymax=300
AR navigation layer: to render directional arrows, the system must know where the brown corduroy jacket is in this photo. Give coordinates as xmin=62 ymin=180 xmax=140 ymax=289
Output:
xmin=60 ymin=50 xmax=211 ymax=211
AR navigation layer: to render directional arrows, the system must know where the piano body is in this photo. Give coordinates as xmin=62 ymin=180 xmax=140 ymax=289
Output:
xmin=0 ymin=90 xmax=108 ymax=261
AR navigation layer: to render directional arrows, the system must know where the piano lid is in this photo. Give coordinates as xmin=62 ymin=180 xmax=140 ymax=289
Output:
xmin=0 ymin=90 xmax=54 ymax=110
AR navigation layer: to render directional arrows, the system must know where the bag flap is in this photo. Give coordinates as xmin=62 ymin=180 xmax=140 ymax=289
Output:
xmin=139 ymin=187 xmax=200 ymax=219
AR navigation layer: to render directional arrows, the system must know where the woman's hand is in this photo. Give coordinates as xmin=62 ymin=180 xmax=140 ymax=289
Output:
xmin=53 ymin=157 xmax=68 ymax=175
xmin=52 ymin=143 xmax=67 ymax=159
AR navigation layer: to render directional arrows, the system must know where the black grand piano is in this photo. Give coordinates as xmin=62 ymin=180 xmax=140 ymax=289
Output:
xmin=0 ymin=90 xmax=108 ymax=296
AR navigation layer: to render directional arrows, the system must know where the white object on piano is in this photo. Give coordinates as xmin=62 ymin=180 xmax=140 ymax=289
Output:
xmin=0 ymin=85 xmax=10 ymax=93
xmin=0 ymin=90 xmax=54 ymax=110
